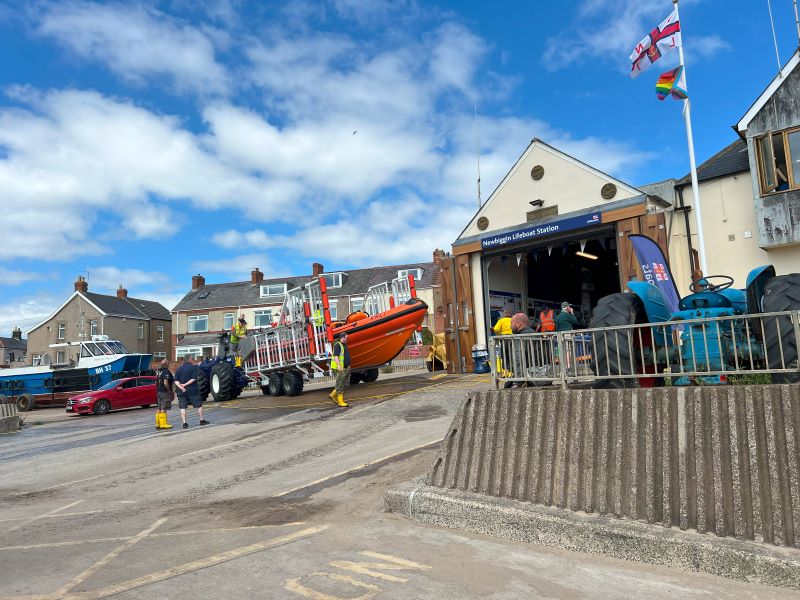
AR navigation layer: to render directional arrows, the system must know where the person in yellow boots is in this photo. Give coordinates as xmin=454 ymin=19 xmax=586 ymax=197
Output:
xmin=155 ymin=358 xmax=175 ymax=429
xmin=330 ymin=333 xmax=351 ymax=408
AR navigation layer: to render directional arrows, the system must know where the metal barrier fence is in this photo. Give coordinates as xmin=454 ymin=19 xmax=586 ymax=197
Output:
xmin=491 ymin=310 xmax=800 ymax=388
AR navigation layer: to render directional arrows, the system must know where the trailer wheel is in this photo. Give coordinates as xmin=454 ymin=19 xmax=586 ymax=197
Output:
xmin=762 ymin=273 xmax=800 ymax=383
xmin=589 ymin=293 xmax=647 ymax=388
xmin=196 ymin=369 xmax=210 ymax=401
xmin=16 ymin=394 xmax=35 ymax=412
xmin=362 ymin=368 xmax=379 ymax=383
xmin=210 ymin=362 xmax=235 ymax=401
xmin=268 ymin=374 xmax=284 ymax=396
xmin=349 ymin=372 xmax=362 ymax=385
xmin=282 ymin=371 xmax=304 ymax=397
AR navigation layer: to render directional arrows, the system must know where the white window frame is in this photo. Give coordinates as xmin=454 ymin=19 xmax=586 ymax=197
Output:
xmin=157 ymin=325 xmax=164 ymax=342
xmin=187 ymin=315 xmax=209 ymax=333
xmin=398 ymin=268 xmax=423 ymax=281
xmin=154 ymin=351 xmax=166 ymax=359
xmin=260 ymin=283 xmax=288 ymax=297
xmin=351 ymin=296 xmax=364 ymax=313
xmin=175 ymin=346 xmax=212 ymax=360
xmin=223 ymin=312 xmax=234 ymax=330
xmin=254 ymin=309 xmax=273 ymax=327
xmin=138 ymin=322 xmax=145 ymax=340
xmin=90 ymin=319 xmax=98 ymax=336
xmin=56 ymin=350 xmax=66 ymax=364
xmin=329 ymin=300 xmax=338 ymax=321
xmin=32 ymin=354 xmax=42 ymax=366
xmin=57 ymin=322 xmax=66 ymax=340
xmin=321 ymin=273 xmax=343 ymax=288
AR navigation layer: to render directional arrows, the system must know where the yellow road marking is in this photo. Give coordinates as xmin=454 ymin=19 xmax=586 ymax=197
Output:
xmin=53 ymin=518 xmax=167 ymax=598
xmin=272 ymin=439 xmax=441 ymax=498
xmin=329 ymin=551 xmax=431 ymax=583
xmin=0 ymin=522 xmax=307 ymax=552
xmin=8 ymin=500 xmax=83 ymax=532
xmin=286 ymin=571 xmax=380 ymax=600
xmin=65 ymin=525 xmax=328 ymax=600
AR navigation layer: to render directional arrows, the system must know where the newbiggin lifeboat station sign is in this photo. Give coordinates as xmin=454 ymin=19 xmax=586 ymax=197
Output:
xmin=481 ymin=212 xmax=602 ymax=250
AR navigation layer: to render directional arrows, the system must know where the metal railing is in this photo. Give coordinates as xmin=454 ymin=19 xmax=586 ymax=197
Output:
xmin=490 ymin=310 xmax=800 ymax=389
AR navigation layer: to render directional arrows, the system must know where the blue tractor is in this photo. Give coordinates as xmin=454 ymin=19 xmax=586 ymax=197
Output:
xmin=196 ymin=332 xmax=251 ymax=401
xmin=589 ymin=266 xmax=800 ymax=387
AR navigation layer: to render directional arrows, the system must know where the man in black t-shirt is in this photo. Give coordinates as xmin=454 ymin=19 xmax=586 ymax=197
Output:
xmin=155 ymin=359 xmax=175 ymax=430
xmin=175 ymin=355 xmax=208 ymax=429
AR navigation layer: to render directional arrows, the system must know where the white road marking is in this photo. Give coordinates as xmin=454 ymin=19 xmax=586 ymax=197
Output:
xmin=7 ymin=500 xmax=83 ymax=532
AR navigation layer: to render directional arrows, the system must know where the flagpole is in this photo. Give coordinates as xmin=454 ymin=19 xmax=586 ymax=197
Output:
xmin=673 ymin=0 xmax=708 ymax=277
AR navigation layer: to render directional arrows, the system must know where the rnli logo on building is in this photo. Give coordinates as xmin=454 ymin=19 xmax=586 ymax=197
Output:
xmin=481 ymin=212 xmax=602 ymax=250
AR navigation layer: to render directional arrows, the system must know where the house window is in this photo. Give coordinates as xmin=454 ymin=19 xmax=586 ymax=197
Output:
xmin=223 ymin=312 xmax=234 ymax=330
xmin=154 ymin=352 xmax=166 ymax=359
xmin=90 ymin=320 xmax=98 ymax=336
xmin=329 ymin=300 xmax=338 ymax=321
xmin=398 ymin=268 xmax=423 ymax=281
xmin=157 ymin=325 xmax=164 ymax=342
xmin=187 ymin=315 xmax=208 ymax=333
xmin=260 ymin=283 xmax=287 ymax=297
xmin=57 ymin=323 xmax=66 ymax=340
xmin=175 ymin=346 xmax=213 ymax=360
xmin=56 ymin=351 xmax=66 ymax=364
xmin=756 ymin=127 xmax=800 ymax=194
xmin=32 ymin=354 xmax=42 ymax=366
xmin=351 ymin=297 xmax=364 ymax=313
xmin=138 ymin=323 xmax=145 ymax=340
xmin=321 ymin=273 xmax=343 ymax=288
xmin=254 ymin=309 xmax=273 ymax=327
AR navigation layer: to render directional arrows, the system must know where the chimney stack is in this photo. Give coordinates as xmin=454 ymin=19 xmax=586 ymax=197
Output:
xmin=312 ymin=262 xmax=324 ymax=277
xmin=74 ymin=275 xmax=88 ymax=293
xmin=11 ymin=327 xmax=22 ymax=341
xmin=432 ymin=248 xmax=447 ymax=266
xmin=251 ymin=268 xmax=264 ymax=284
xmin=116 ymin=284 xmax=128 ymax=298
xmin=192 ymin=274 xmax=206 ymax=290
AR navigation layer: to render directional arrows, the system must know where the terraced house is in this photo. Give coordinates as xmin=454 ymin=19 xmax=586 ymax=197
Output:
xmin=26 ymin=277 xmax=172 ymax=366
xmin=171 ymin=254 xmax=444 ymax=360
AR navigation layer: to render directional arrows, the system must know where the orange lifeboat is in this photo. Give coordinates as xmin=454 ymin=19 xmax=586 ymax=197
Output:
xmin=331 ymin=298 xmax=427 ymax=369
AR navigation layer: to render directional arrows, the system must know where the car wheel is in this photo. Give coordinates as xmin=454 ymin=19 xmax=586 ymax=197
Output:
xmin=94 ymin=399 xmax=111 ymax=415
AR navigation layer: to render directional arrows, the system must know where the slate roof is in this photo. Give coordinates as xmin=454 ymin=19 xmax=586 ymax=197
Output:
xmin=676 ymin=139 xmax=750 ymax=187
xmin=0 ymin=337 xmax=27 ymax=351
xmin=124 ymin=297 xmax=171 ymax=320
xmin=82 ymin=292 xmax=170 ymax=320
xmin=173 ymin=262 xmax=438 ymax=312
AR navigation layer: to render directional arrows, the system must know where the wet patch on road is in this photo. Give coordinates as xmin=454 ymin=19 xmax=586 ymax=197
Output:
xmin=166 ymin=496 xmax=332 ymax=527
xmin=403 ymin=405 xmax=447 ymax=422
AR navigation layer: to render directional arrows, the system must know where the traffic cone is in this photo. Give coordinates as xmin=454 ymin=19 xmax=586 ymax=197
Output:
xmin=336 ymin=393 xmax=348 ymax=408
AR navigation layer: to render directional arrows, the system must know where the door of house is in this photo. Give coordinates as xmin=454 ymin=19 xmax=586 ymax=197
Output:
xmin=441 ymin=254 xmax=477 ymax=373
xmin=616 ymin=212 xmax=669 ymax=287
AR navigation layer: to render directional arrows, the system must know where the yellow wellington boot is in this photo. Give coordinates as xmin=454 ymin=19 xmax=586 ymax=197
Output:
xmin=336 ymin=393 xmax=349 ymax=408
xmin=160 ymin=411 xmax=173 ymax=429
xmin=329 ymin=389 xmax=338 ymax=401
xmin=155 ymin=412 xmax=162 ymax=429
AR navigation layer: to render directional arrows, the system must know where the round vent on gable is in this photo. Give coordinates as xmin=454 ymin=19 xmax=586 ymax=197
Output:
xmin=531 ymin=165 xmax=545 ymax=180
xmin=477 ymin=216 xmax=489 ymax=230
xmin=601 ymin=183 xmax=617 ymax=199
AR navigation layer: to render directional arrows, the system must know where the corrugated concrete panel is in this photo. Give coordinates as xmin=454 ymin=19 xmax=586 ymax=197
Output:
xmin=427 ymin=385 xmax=800 ymax=547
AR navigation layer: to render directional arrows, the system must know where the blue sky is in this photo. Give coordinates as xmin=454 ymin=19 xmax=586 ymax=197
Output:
xmin=1 ymin=0 xmax=799 ymax=336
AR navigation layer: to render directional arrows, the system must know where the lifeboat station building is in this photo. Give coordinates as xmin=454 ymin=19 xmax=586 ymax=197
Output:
xmin=442 ymin=138 xmax=673 ymax=373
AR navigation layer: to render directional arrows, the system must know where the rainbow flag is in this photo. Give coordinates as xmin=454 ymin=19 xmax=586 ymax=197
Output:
xmin=655 ymin=66 xmax=688 ymax=101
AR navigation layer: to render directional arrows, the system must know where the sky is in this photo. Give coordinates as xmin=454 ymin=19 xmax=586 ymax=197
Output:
xmin=1 ymin=0 xmax=799 ymax=336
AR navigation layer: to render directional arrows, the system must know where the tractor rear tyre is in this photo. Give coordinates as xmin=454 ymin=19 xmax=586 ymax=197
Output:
xmin=763 ymin=273 xmax=800 ymax=384
xmin=268 ymin=374 xmax=284 ymax=396
xmin=362 ymin=368 xmax=379 ymax=383
xmin=589 ymin=292 xmax=647 ymax=389
xmin=350 ymin=372 xmax=363 ymax=385
xmin=16 ymin=394 xmax=35 ymax=412
xmin=210 ymin=362 xmax=235 ymax=402
xmin=282 ymin=371 xmax=304 ymax=397
xmin=196 ymin=369 xmax=210 ymax=401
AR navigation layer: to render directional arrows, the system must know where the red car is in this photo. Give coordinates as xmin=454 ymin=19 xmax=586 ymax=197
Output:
xmin=65 ymin=376 xmax=157 ymax=415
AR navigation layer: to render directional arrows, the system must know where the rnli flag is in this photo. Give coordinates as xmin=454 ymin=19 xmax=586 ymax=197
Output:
xmin=628 ymin=234 xmax=681 ymax=318
xmin=630 ymin=8 xmax=682 ymax=79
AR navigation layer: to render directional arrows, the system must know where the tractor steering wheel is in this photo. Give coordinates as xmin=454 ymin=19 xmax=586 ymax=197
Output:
xmin=689 ymin=275 xmax=734 ymax=293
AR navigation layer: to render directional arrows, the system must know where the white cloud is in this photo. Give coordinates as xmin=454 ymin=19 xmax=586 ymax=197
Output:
xmin=542 ymin=0 xmax=729 ymax=72
xmin=212 ymin=229 xmax=275 ymax=250
xmin=87 ymin=267 xmax=170 ymax=293
xmin=194 ymin=253 xmax=274 ymax=279
xmin=0 ymin=295 xmax=60 ymax=336
xmin=0 ymin=268 xmax=45 ymax=286
xmin=36 ymin=1 xmax=229 ymax=94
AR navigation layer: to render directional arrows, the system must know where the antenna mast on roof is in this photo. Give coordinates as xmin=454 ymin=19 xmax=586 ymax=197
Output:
xmin=767 ymin=0 xmax=783 ymax=73
xmin=794 ymin=0 xmax=800 ymax=46
xmin=474 ymin=106 xmax=481 ymax=209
